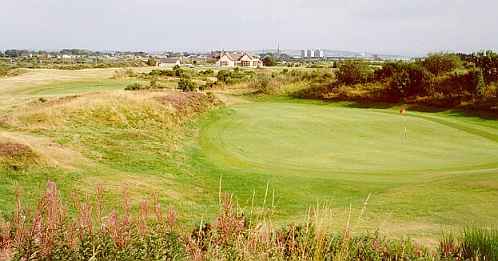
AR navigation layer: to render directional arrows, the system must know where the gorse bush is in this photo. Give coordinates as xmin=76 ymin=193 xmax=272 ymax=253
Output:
xmin=315 ymin=51 xmax=498 ymax=110
xmin=459 ymin=50 xmax=498 ymax=84
xmin=421 ymin=53 xmax=462 ymax=76
xmin=125 ymin=82 xmax=148 ymax=91
xmin=216 ymin=68 xmax=256 ymax=84
xmin=177 ymin=77 xmax=197 ymax=92
xmin=336 ymin=60 xmax=373 ymax=85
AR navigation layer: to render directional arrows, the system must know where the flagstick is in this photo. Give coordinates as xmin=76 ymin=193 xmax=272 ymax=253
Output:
xmin=403 ymin=118 xmax=407 ymax=140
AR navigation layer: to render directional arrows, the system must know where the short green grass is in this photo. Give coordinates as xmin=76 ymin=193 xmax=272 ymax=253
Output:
xmin=185 ymin=99 xmax=498 ymax=237
xmin=24 ymin=79 xmax=137 ymax=95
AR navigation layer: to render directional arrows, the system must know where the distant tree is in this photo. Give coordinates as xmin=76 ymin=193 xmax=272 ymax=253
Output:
xmin=5 ymin=49 xmax=28 ymax=57
xmin=146 ymin=57 xmax=158 ymax=66
xmin=262 ymin=56 xmax=277 ymax=67
xmin=422 ymin=53 xmax=462 ymax=75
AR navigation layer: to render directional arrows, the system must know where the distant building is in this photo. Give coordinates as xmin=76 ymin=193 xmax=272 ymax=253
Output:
xmin=306 ymin=49 xmax=313 ymax=58
xmin=158 ymin=57 xmax=182 ymax=67
xmin=216 ymin=52 xmax=262 ymax=68
xmin=301 ymin=49 xmax=324 ymax=58
xmin=314 ymin=49 xmax=324 ymax=58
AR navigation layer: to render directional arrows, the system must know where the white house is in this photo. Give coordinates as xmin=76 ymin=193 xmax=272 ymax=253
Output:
xmin=216 ymin=52 xmax=262 ymax=68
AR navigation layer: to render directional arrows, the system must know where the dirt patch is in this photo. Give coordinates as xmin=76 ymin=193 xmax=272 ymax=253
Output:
xmin=30 ymin=95 xmax=81 ymax=107
xmin=0 ymin=142 xmax=35 ymax=158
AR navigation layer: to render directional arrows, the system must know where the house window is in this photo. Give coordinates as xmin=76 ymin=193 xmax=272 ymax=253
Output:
xmin=241 ymin=61 xmax=251 ymax=67
xmin=221 ymin=61 xmax=228 ymax=66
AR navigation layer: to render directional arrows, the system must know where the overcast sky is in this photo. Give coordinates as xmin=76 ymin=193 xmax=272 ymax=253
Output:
xmin=1 ymin=0 xmax=497 ymax=55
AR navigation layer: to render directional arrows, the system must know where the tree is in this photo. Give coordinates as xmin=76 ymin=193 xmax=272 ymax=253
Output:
xmin=374 ymin=62 xmax=401 ymax=81
xmin=422 ymin=53 xmax=462 ymax=75
xmin=147 ymin=57 xmax=158 ymax=66
xmin=336 ymin=60 xmax=373 ymax=85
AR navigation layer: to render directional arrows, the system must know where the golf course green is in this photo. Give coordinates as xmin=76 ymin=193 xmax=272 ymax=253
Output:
xmin=202 ymin=102 xmax=498 ymax=174
xmin=192 ymin=100 xmax=498 ymax=236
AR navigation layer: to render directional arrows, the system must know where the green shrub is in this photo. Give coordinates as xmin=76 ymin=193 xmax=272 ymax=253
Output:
xmin=177 ymin=77 xmax=197 ymax=92
xmin=336 ymin=61 xmax=373 ymax=85
xmin=422 ymin=53 xmax=462 ymax=76
xmin=216 ymin=69 xmax=255 ymax=84
xmin=199 ymin=69 xmax=214 ymax=76
xmin=125 ymin=82 xmax=148 ymax=91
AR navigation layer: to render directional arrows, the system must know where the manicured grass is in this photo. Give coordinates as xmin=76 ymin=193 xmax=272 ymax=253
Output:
xmin=24 ymin=79 xmax=137 ymax=95
xmin=185 ymin=100 xmax=498 ymax=237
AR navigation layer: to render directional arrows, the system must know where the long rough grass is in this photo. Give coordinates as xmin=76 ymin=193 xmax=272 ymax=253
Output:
xmin=2 ymin=181 xmax=497 ymax=260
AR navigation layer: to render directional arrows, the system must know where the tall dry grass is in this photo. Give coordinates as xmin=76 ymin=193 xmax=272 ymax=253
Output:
xmin=0 ymin=181 xmax=467 ymax=260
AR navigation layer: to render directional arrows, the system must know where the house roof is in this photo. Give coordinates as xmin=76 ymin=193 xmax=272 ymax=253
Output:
xmin=221 ymin=52 xmax=260 ymax=61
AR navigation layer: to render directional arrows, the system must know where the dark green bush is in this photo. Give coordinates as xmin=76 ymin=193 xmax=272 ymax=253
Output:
xmin=125 ymin=82 xmax=148 ymax=91
xmin=216 ymin=69 xmax=255 ymax=84
xmin=177 ymin=77 xmax=197 ymax=92
xmin=199 ymin=69 xmax=214 ymax=76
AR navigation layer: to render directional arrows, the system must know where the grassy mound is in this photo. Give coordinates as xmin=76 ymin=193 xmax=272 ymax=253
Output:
xmin=0 ymin=90 xmax=221 ymax=217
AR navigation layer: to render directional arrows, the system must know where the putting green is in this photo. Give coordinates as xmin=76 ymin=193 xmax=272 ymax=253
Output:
xmin=202 ymin=102 xmax=498 ymax=175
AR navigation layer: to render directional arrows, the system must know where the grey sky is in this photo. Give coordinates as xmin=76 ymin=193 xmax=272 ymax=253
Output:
xmin=1 ymin=0 xmax=497 ymax=55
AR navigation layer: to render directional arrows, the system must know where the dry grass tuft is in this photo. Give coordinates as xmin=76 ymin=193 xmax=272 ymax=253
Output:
xmin=0 ymin=141 xmax=39 ymax=170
